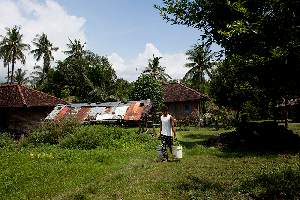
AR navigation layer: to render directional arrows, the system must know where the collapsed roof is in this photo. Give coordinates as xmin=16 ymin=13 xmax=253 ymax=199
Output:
xmin=45 ymin=100 xmax=152 ymax=123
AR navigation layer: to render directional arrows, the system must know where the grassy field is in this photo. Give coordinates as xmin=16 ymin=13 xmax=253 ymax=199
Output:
xmin=0 ymin=126 xmax=299 ymax=200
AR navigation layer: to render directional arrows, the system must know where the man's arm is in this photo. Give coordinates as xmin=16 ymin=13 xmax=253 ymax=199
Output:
xmin=159 ymin=120 xmax=162 ymax=135
xmin=171 ymin=116 xmax=176 ymax=138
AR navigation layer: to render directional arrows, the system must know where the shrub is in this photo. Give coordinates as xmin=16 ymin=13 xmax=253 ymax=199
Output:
xmin=60 ymin=125 xmax=158 ymax=150
xmin=24 ymin=118 xmax=80 ymax=146
xmin=0 ymin=133 xmax=15 ymax=149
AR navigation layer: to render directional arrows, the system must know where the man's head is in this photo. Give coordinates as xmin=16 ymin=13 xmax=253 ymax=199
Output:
xmin=162 ymin=105 xmax=168 ymax=116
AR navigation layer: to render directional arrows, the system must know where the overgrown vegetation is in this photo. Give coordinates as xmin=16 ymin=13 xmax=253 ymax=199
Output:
xmin=1 ymin=125 xmax=299 ymax=199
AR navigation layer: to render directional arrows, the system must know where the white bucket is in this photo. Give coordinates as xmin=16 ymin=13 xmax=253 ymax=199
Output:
xmin=173 ymin=145 xmax=183 ymax=159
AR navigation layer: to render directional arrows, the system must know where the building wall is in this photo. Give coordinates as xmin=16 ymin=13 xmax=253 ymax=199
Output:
xmin=165 ymin=100 xmax=204 ymax=120
xmin=0 ymin=107 xmax=53 ymax=136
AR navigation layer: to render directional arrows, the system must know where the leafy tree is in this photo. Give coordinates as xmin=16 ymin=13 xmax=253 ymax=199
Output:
xmin=143 ymin=54 xmax=171 ymax=83
xmin=183 ymin=42 xmax=216 ymax=93
xmin=129 ymin=74 xmax=163 ymax=110
xmin=114 ymin=78 xmax=131 ymax=101
xmin=0 ymin=26 xmax=30 ymax=83
xmin=64 ymin=39 xmax=86 ymax=59
xmin=48 ymin=48 xmax=117 ymax=102
xmin=31 ymin=33 xmax=58 ymax=77
xmin=13 ymin=68 xmax=29 ymax=84
xmin=156 ymin=0 xmax=300 ymax=126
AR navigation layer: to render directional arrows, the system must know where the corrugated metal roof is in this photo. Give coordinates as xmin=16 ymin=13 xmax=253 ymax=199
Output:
xmin=46 ymin=100 xmax=152 ymax=123
xmin=75 ymin=107 xmax=91 ymax=122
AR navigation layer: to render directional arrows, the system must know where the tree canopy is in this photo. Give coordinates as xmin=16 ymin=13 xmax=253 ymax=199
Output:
xmin=129 ymin=74 xmax=163 ymax=110
xmin=0 ymin=26 xmax=30 ymax=83
xmin=143 ymin=54 xmax=171 ymax=83
xmin=31 ymin=33 xmax=58 ymax=77
xmin=156 ymin=0 xmax=300 ymax=121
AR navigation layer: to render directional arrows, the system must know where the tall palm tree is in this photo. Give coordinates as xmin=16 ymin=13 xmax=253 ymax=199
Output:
xmin=183 ymin=43 xmax=216 ymax=93
xmin=64 ymin=38 xmax=86 ymax=59
xmin=143 ymin=54 xmax=171 ymax=83
xmin=0 ymin=26 xmax=30 ymax=83
xmin=0 ymin=49 xmax=10 ymax=83
xmin=31 ymin=33 xmax=58 ymax=77
xmin=13 ymin=68 xmax=29 ymax=84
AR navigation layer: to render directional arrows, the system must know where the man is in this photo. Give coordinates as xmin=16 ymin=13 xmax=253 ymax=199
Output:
xmin=160 ymin=105 xmax=176 ymax=161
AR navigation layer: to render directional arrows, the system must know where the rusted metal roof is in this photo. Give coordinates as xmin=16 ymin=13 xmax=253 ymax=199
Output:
xmin=75 ymin=107 xmax=91 ymax=122
xmin=46 ymin=100 xmax=152 ymax=123
xmin=54 ymin=106 xmax=71 ymax=121
xmin=123 ymin=100 xmax=151 ymax=121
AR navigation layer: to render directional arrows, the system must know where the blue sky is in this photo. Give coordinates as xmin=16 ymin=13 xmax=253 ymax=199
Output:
xmin=0 ymin=0 xmax=210 ymax=81
xmin=57 ymin=0 xmax=201 ymax=59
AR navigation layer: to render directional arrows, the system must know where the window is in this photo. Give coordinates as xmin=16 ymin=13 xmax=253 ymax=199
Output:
xmin=184 ymin=103 xmax=191 ymax=113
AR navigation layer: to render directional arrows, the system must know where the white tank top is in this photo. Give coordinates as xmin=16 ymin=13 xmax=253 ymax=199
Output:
xmin=161 ymin=114 xmax=172 ymax=136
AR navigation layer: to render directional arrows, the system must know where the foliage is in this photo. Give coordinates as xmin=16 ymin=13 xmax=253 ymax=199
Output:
xmin=31 ymin=33 xmax=58 ymax=77
xmin=23 ymin=118 xmax=80 ymax=146
xmin=209 ymin=121 xmax=300 ymax=151
xmin=0 ymin=133 xmax=15 ymax=149
xmin=183 ymin=42 xmax=217 ymax=93
xmin=206 ymin=103 xmax=236 ymax=128
xmin=40 ymin=46 xmax=118 ymax=102
xmin=59 ymin=125 xmax=157 ymax=150
xmin=209 ymin=58 xmax=259 ymax=119
xmin=0 ymin=25 xmax=30 ymax=83
xmin=13 ymin=68 xmax=29 ymax=85
xmin=129 ymin=74 xmax=163 ymax=110
xmin=1 ymin=127 xmax=300 ymax=199
xmin=114 ymin=78 xmax=131 ymax=101
xmin=143 ymin=54 xmax=171 ymax=83
xmin=64 ymin=38 xmax=86 ymax=59
xmin=156 ymin=0 xmax=300 ymax=124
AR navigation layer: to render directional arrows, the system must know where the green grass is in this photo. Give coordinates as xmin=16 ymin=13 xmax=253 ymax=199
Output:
xmin=1 ymin=126 xmax=300 ymax=199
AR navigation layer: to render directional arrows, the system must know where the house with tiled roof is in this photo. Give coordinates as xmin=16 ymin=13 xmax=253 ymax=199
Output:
xmin=0 ymin=84 xmax=65 ymax=135
xmin=162 ymin=83 xmax=209 ymax=119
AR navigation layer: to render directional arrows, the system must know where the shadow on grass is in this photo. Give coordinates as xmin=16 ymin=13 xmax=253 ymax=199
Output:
xmin=179 ymin=134 xmax=219 ymax=149
xmin=176 ymin=175 xmax=225 ymax=198
xmin=239 ymin=166 xmax=300 ymax=199
xmin=204 ymin=122 xmax=300 ymax=156
xmin=182 ymin=134 xmax=219 ymax=140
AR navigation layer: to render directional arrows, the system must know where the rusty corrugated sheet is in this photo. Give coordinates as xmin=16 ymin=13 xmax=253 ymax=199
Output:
xmin=75 ymin=107 xmax=91 ymax=122
xmin=87 ymin=107 xmax=106 ymax=121
xmin=54 ymin=106 xmax=71 ymax=121
xmin=123 ymin=101 xmax=144 ymax=121
xmin=46 ymin=100 xmax=152 ymax=123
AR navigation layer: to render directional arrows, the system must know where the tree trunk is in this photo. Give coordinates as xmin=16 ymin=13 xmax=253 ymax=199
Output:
xmin=6 ymin=63 xmax=10 ymax=83
xmin=235 ymin=109 xmax=240 ymax=124
xmin=11 ymin=51 xmax=16 ymax=83
xmin=284 ymin=97 xmax=288 ymax=128
xmin=11 ymin=60 xmax=15 ymax=83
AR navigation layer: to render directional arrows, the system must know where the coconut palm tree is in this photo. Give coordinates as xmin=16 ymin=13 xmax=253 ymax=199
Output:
xmin=143 ymin=54 xmax=171 ymax=83
xmin=64 ymin=38 xmax=86 ymax=59
xmin=31 ymin=33 xmax=58 ymax=77
xmin=13 ymin=68 xmax=29 ymax=84
xmin=183 ymin=43 xmax=216 ymax=93
xmin=0 ymin=26 xmax=30 ymax=83
xmin=0 ymin=49 xmax=10 ymax=83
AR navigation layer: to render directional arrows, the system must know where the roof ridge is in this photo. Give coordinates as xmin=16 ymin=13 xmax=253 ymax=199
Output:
xmin=178 ymin=82 xmax=201 ymax=94
xmin=178 ymin=82 xmax=210 ymax=98
xmin=17 ymin=84 xmax=27 ymax=106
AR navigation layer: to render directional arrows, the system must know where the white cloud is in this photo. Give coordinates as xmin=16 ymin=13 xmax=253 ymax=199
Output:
xmin=108 ymin=43 xmax=189 ymax=81
xmin=0 ymin=0 xmax=86 ymax=82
